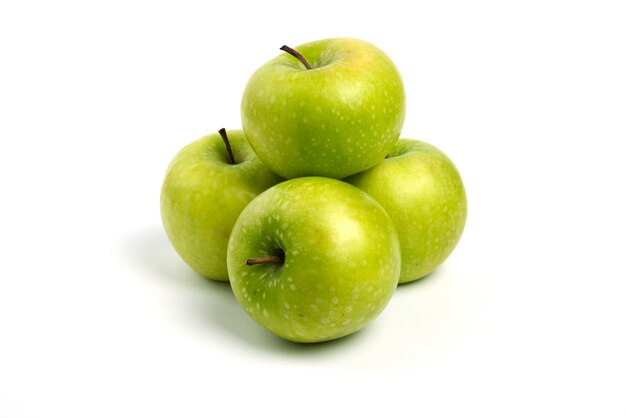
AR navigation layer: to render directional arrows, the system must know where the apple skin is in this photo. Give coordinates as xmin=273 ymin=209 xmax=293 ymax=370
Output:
xmin=160 ymin=130 xmax=283 ymax=281
xmin=345 ymin=139 xmax=467 ymax=284
xmin=241 ymin=38 xmax=405 ymax=179
xmin=227 ymin=177 xmax=401 ymax=343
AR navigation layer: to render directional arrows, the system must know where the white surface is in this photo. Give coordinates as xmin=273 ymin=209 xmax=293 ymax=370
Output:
xmin=1 ymin=1 xmax=625 ymax=417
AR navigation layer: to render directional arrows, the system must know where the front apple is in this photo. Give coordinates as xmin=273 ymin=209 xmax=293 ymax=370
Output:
xmin=345 ymin=139 xmax=467 ymax=283
xmin=241 ymin=38 xmax=406 ymax=179
xmin=161 ymin=129 xmax=283 ymax=281
xmin=227 ymin=177 xmax=401 ymax=343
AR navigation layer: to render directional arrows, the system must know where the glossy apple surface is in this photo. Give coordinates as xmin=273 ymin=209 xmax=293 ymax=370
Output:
xmin=161 ymin=130 xmax=282 ymax=281
xmin=241 ymin=38 xmax=405 ymax=179
xmin=227 ymin=177 xmax=401 ymax=342
xmin=345 ymin=139 xmax=467 ymax=283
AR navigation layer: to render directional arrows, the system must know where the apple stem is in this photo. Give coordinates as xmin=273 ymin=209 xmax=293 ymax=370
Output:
xmin=246 ymin=254 xmax=285 ymax=266
xmin=280 ymin=45 xmax=312 ymax=70
xmin=218 ymin=128 xmax=236 ymax=164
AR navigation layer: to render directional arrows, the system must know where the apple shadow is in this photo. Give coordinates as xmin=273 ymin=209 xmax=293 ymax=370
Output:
xmin=119 ymin=225 xmax=199 ymax=284
xmin=195 ymin=279 xmax=371 ymax=355
xmin=395 ymin=266 xmax=446 ymax=291
xmin=119 ymin=225 xmax=369 ymax=356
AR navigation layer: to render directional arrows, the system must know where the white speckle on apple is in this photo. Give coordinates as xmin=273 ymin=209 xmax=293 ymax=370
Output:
xmin=342 ymin=319 xmax=351 ymax=325
xmin=289 ymin=284 xmax=296 ymax=291
xmin=263 ymin=309 xmax=269 ymax=318
xmin=320 ymin=318 xmax=330 ymax=325
xmin=331 ymin=297 xmax=339 ymax=304
xmin=345 ymin=306 xmax=353 ymax=313
xmin=284 ymin=302 xmax=290 ymax=309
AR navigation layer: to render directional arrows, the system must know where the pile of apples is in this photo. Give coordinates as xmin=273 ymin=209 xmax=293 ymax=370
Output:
xmin=161 ymin=38 xmax=467 ymax=343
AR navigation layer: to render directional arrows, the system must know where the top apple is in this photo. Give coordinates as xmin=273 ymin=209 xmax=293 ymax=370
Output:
xmin=241 ymin=38 xmax=406 ymax=179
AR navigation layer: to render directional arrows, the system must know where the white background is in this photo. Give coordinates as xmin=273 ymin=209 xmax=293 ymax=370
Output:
xmin=1 ymin=0 xmax=625 ymax=416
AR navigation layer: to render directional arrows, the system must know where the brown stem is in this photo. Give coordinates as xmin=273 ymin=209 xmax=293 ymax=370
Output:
xmin=280 ymin=45 xmax=312 ymax=70
xmin=218 ymin=128 xmax=236 ymax=164
xmin=246 ymin=254 xmax=285 ymax=266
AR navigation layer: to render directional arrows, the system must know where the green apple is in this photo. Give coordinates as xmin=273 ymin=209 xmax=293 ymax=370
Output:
xmin=345 ymin=139 xmax=467 ymax=284
xmin=161 ymin=129 xmax=283 ymax=281
xmin=227 ymin=177 xmax=401 ymax=343
xmin=241 ymin=38 xmax=405 ymax=179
